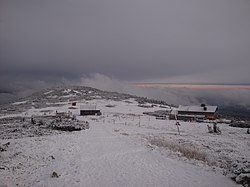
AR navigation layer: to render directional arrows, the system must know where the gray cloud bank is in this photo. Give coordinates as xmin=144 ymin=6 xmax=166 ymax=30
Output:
xmin=77 ymin=74 xmax=250 ymax=108
xmin=1 ymin=0 xmax=250 ymax=84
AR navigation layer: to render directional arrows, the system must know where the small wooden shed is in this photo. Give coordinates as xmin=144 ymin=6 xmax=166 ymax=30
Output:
xmin=80 ymin=105 xmax=101 ymax=116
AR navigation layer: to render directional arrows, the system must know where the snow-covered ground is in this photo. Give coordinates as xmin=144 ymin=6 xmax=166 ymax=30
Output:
xmin=0 ymin=97 xmax=248 ymax=186
xmin=11 ymin=101 xmax=28 ymax=105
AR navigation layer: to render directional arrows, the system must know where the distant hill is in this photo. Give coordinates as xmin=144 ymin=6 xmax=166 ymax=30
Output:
xmin=0 ymin=86 xmax=170 ymax=116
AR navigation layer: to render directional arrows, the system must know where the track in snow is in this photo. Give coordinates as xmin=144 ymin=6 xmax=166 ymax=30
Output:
xmin=0 ymin=121 xmax=237 ymax=187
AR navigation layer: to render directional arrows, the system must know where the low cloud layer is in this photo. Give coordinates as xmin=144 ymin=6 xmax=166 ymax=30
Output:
xmin=1 ymin=74 xmax=250 ymax=114
xmin=1 ymin=0 xmax=250 ymax=84
xmin=77 ymin=74 xmax=250 ymax=108
xmin=0 ymin=78 xmax=57 ymax=104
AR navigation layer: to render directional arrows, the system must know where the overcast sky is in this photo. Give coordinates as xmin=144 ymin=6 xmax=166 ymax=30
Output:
xmin=1 ymin=0 xmax=250 ymax=91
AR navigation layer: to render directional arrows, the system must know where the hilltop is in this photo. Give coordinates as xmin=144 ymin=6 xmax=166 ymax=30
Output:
xmin=0 ymin=86 xmax=169 ymax=116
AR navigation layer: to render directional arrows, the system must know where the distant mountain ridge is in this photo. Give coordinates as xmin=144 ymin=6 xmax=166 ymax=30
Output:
xmin=0 ymin=86 xmax=170 ymax=116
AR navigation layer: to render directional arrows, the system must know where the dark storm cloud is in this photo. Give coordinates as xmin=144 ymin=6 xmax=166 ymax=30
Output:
xmin=1 ymin=0 xmax=250 ymax=83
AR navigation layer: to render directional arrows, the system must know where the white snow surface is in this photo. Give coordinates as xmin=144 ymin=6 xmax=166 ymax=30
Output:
xmin=12 ymin=100 xmax=28 ymax=105
xmin=62 ymin=89 xmax=72 ymax=94
xmin=177 ymin=105 xmax=218 ymax=113
xmin=44 ymin=90 xmax=54 ymax=95
xmin=60 ymin=94 xmax=77 ymax=98
xmin=0 ymin=99 xmax=243 ymax=187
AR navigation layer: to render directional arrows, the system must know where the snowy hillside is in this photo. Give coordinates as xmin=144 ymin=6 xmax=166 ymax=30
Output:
xmin=0 ymin=86 xmax=168 ymax=116
xmin=0 ymin=86 xmax=249 ymax=186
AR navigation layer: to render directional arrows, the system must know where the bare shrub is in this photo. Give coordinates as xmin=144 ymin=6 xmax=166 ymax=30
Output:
xmin=148 ymin=137 xmax=209 ymax=163
xmin=51 ymin=171 xmax=59 ymax=178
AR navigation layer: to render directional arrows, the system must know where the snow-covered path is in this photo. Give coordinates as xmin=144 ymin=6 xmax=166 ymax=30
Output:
xmin=1 ymin=121 xmax=237 ymax=187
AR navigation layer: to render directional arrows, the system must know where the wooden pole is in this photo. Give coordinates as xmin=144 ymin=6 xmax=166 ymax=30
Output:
xmin=175 ymin=113 xmax=180 ymax=135
xmin=139 ymin=116 xmax=141 ymax=127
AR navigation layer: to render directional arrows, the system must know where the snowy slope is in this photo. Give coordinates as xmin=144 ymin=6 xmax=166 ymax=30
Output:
xmin=0 ymin=86 xmax=247 ymax=186
xmin=0 ymin=120 xmax=237 ymax=187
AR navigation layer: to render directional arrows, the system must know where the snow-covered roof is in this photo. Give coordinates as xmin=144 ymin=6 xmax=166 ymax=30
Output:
xmin=177 ymin=105 xmax=218 ymax=113
xmin=80 ymin=105 xmax=97 ymax=110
